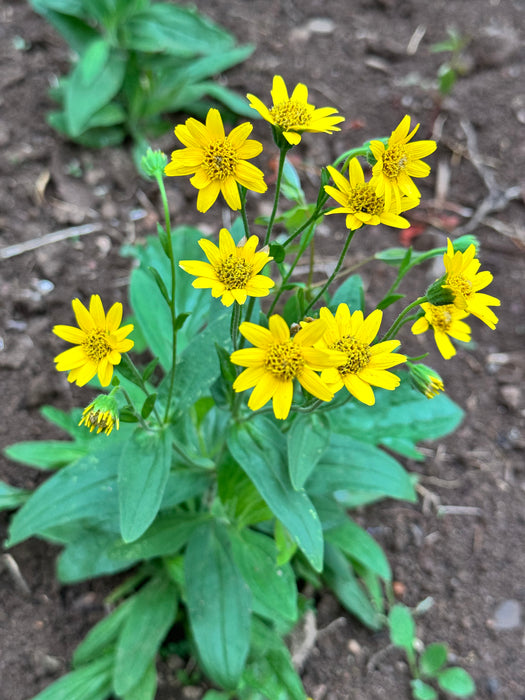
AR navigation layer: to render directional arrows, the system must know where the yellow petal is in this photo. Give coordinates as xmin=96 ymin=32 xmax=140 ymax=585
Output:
xmin=248 ymin=372 xmax=279 ymax=411
xmin=272 ymin=380 xmax=294 ymax=420
xmin=196 ymin=181 xmax=221 ymax=212
xmin=106 ymin=302 xmax=123 ymax=332
xmin=239 ymin=322 xmax=273 ymax=348
xmin=233 ymin=365 xmax=267 ymax=391
xmin=298 ymin=367 xmax=333 ymax=402
xmin=53 ymin=324 xmax=86 ymax=344
xmin=72 ymin=298 xmax=95 ymax=332
xmin=271 ymin=75 xmax=289 ymax=105
xmin=205 ymin=108 xmax=225 ymax=140
xmin=221 ymin=177 xmax=242 ymax=210
xmin=228 ymin=121 xmax=252 ymax=150
xmin=269 ymin=315 xmax=290 ymax=343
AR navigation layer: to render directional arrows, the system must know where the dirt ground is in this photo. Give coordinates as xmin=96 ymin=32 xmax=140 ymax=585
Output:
xmin=1 ymin=0 xmax=525 ymax=699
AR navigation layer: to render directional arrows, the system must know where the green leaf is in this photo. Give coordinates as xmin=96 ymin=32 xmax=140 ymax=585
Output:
xmin=30 ymin=2 xmax=99 ymax=54
xmin=325 ymin=517 xmax=391 ymax=581
xmin=65 ymin=45 xmax=126 ymax=136
xmin=377 ymin=293 xmax=405 ymax=310
xmin=274 ymin=520 xmax=298 ymax=567
xmin=79 ymin=38 xmax=110 ymax=86
xmin=113 ymin=575 xmax=178 ymax=695
xmin=118 ymin=427 xmax=172 ymax=543
xmin=141 ymin=393 xmax=157 ymax=419
xmin=217 ymin=459 xmax=272 ymax=529
xmin=0 ymin=481 xmax=31 ymax=512
xmin=227 ymin=418 xmax=324 ymax=572
xmin=388 ymin=604 xmax=416 ymax=654
xmin=229 ymin=528 xmax=297 ymax=627
xmin=184 ymin=521 xmax=251 ymax=689
xmin=437 ymin=667 xmax=475 ymax=697
xmin=307 ymin=433 xmax=415 ymax=503
xmin=122 ymin=662 xmax=157 ymax=700
xmin=420 ymin=642 xmax=448 ymax=677
xmin=40 ymin=405 xmax=83 ymax=437
xmin=4 ymin=440 xmax=87 ymax=469
xmin=411 ymin=679 xmax=438 ymax=700
xmin=31 ymin=654 xmax=113 ymax=700
xmin=287 ymin=413 xmax=329 ymax=490
xmin=73 ymin=597 xmax=134 ymax=666
xmin=329 ymin=274 xmax=364 ymax=311
xmin=323 ymin=543 xmax=380 ymax=629
xmin=57 ymin=527 xmax=129 ymax=582
xmin=270 ymin=242 xmax=286 ymax=264
xmin=142 ymin=357 xmax=159 ymax=382
xmin=375 ymin=247 xmax=411 ymax=265
xmin=281 ymin=158 xmax=305 ymax=205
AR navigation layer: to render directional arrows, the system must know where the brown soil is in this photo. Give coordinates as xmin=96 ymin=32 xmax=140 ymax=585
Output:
xmin=1 ymin=1 xmax=524 ymax=699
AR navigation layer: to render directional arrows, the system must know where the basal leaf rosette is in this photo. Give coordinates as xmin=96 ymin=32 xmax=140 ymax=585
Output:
xmin=230 ymin=315 xmax=347 ymax=420
xmin=164 ymin=108 xmax=267 ymax=212
xmin=247 ymin=74 xmax=344 ymax=146
xmin=179 ymin=228 xmax=274 ymax=307
xmin=314 ymin=304 xmax=406 ymax=406
xmin=369 ymin=115 xmax=437 ymax=210
xmin=53 ymin=295 xmax=134 ymax=387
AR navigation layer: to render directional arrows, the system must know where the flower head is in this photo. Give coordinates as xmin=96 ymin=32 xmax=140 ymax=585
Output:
xmin=324 ymin=161 xmax=419 ymax=231
xmin=369 ymin=115 xmax=437 ymax=210
xmin=179 ymin=228 xmax=274 ymax=307
xmin=407 ymin=363 xmax=445 ymax=399
xmin=314 ymin=304 xmax=406 ymax=405
xmin=230 ymin=315 xmax=347 ymax=420
xmin=164 ymin=108 xmax=267 ymax=212
xmin=411 ymin=302 xmax=471 ymax=359
xmin=247 ymin=75 xmax=344 ymax=146
xmin=443 ymin=239 xmax=500 ymax=329
xmin=53 ymin=295 xmax=134 ymax=387
xmin=78 ymin=393 xmax=120 ymax=436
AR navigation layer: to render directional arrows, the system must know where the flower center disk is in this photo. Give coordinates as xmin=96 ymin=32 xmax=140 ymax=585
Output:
xmin=82 ymin=330 xmax=111 ymax=361
xmin=429 ymin=304 xmax=456 ymax=331
xmin=382 ymin=144 xmax=408 ymax=178
xmin=330 ymin=335 xmax=371 ymax=375
xmin=347 ymin=184 xmax=385 ymax=216
xmin=265 ymin=342 xmax=305 ymax=381
xmin=216 ymin=255 xmax=253 ymax=289
xmin=203 ymin=139 xmax=237 ymax=180
xmin=270 ymin=100 xmax=309 ymax=130
xmin=446 ymin=274 xmax=473 ymax=301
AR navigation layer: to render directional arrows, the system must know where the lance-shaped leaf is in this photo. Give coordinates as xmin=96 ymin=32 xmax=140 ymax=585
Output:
xmin=287 ymin=413 xmax=329 ymax=490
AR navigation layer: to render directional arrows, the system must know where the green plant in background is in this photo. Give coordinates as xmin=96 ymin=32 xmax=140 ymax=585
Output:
xmin=430 ymin=28 xmax=470 ymax=96
xmin=31 ymin=0 xmax=254 ymax=158
xmin=1 ymin=75 xmax=496 ymax=698
xmin=388 ymin=605 xmax=476 ymax=699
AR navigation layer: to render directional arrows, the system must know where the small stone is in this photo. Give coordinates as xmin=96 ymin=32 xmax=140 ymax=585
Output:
xmin=490 ymin=599 xmax=522 ymax=630
xmin=500 ymin=385 xmax=521 ymax=410
xmin=306 ymin=18 xmax=335 ymax=34
xmin=348 ymin=639 xmax=362 ymax=657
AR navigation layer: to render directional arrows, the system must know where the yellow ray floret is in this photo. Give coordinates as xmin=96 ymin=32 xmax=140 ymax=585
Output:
xmin=411 ymin=302 xmax=471 ymax=360
xmin=324 ymin=160 xmax=419 ymax=231
xmin=179 ymin=228 xmax=275 ymax=307
xmin=369 ymin=115 xmax=437 ymax=210
xmin=230 ymin=315 xmax=347 ymax=420
xmin=53 ymin=295 xmax=134 ymax=387
xmin=247 ymin=75 xmax=344 ymax=146
xmin=314 ymin=304 xmax=406 ymax=406
xmin=442 ymin=239 xmax=500 ymax=329
xmin=164 ymin=108 xmax=267 ymax=212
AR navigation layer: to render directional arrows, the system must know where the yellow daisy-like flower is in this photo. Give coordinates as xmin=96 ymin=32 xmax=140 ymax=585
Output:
xmin=316 ymin=304 xmax=406 ymax=406
xmin=369 ymin=115 xmax=437 ymax=210
xmin=230 ymin=315 xmax=347 ymax=420
xmin=442 ymin=239 xmax=500 ymax=329
xmin=53 ymin=295 xmax=134 ymax=387
xmin=247 ymin=75 xmax=344 ymax=146
xmin=324 ymin=161 xmax=419 ymax=231
xmin=164 ymin=108 xmax=267 ymax=213
xmin=411 ymin=302 xmax=471 ymax=360
xmin=179 ymin=228 xmax=275 ymax=307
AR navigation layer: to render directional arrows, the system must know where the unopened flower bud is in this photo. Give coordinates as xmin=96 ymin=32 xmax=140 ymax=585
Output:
xmin=452 ymin=235 xmax=480 ymax=255
xmin=425 ymin=275 xmax=455 ymax=306
xmin=141 ymin=148 xmax=168 ymax=178
xmin=78 ymin=394 xmax=120 ymax=436
xmin=408 ymin=362 xmax=444 ymax=399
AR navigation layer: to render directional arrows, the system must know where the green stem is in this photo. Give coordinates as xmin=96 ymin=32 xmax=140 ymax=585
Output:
xmin=380 ymin=296 xmax=427 ymax=342
xmin=239 ymin=186 xmax=251 ymax=239
xmin=155 ymin=173 xmax=177 ymax=423
xmin=379 ymin=245 xmax=447 ymax=304
xmin=282 ymin=202 xmax=326 ymax=248
xmin=332 ymin=144 xmax=373 ymax=169
xmin=264 ymin=147 xmax=288 ymax=245
xmin=230 ymin=301 xmax=242 ymax=351
xmin=267 ymin=226 xmax=312 ymax=316
xmin=303 ymin=229 xmax=356 ymax=315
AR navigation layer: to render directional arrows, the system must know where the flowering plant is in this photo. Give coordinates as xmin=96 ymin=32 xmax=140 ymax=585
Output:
xmin=3 ymin=76 xmax=494 ymax=699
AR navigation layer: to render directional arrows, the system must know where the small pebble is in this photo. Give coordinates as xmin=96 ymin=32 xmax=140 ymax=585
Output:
xmin=490 ymin=599 xmax=522 ymax=630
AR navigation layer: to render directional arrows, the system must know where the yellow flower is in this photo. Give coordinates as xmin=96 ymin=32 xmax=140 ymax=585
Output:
xmin=316 ymin=304 xmax=406 ymax=406
xmin=247 ymin=75 xmax=344 ymax=146
xmin=53 ymin=295 xmax=134 ymax=387
xmin=78 ymin=395 xmax=120 ymax=436
xmin=324 ymin=161 xmax=419 ymax=231
xmin=411 ymin=302 xmax=471 ymax=360
xmin=443 ymin=239 xmax=500 ymax=329
xmin=369 ymin=115 xmax=437 ymax=210
xmin=164 ymin=108 xmax=267 ymax=212
xmin=179 ymin=228 xmax=275 ymax=307
xmin=230 ymin=315 xmax=347 ymax=420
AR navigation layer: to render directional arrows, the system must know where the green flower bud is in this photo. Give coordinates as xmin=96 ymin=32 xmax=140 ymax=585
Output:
xmin=408 ymin=362 xmax=444 ymax=399
xmin=78 ymin=393 xmax=119 ymax=436
xmin=425 ymin=275 xmax=455 ymax=306
xmin=141 ymin=148 xmax=168 ymax=178
xmin=452 ymin=235 xmax=480 ymax=255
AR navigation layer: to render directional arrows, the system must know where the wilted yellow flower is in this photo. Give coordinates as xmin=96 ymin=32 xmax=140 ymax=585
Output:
xmin=179 ymin=228 xmax=274 ymax=307
xmin=164 ymin=108 xmax=266 ymax=212
xmin=315 ymin=304 xmax=406 ymax=405
xmin=53 ymin=295 xmax=134 ymax=387
xmin=247 ymin=75 xmax=344 ymax=146
xmin=230 ymin=315 xmax=346 ymax=420
xmin=443 ymin=239 xmax=500 ymax=329
xmin=369 ymin=115 xmax=437 ymax=210
xmin=411 ymin=302 xmax=471 ymax=359
xmin=78 ymin=394 xmax=120 ymax=436
xmin=324 ymin=161 xmax=419 ymax=231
